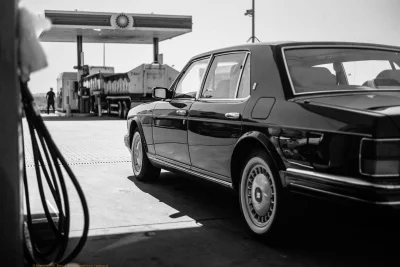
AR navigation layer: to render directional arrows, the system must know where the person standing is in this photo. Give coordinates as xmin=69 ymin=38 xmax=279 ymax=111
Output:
xmin=46 ymin=87 xmax=55 ymax=114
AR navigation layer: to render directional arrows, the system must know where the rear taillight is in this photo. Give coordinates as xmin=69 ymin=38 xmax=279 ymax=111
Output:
xmin=359 ymin=138 xmax=400 ymax=177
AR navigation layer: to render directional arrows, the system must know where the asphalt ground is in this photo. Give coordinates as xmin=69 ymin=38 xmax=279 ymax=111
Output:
xmin=23 ymin=115 xmax=400 ymax=267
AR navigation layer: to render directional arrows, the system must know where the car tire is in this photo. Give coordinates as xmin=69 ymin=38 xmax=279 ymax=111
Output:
xmin=94 ymin=102 xmax=98 ymax=114
xmin=118 ymin=102 xmax=124 ymax=118
xmin=123 ymin=102 xmax=129 ymax=119
xmin=131 ymin=130 xmax=161 ymax=182
xmin=107 ymin=101 xmax=111 ymax=116
xmin=238 ymin=149 xmax=287 ymax=237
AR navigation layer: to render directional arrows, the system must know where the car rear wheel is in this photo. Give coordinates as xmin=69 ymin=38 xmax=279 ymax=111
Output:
xmin=131 ymin=130 xmax=160 ymax=182
xmin=239 ymin=150 xmax=285 ymax=237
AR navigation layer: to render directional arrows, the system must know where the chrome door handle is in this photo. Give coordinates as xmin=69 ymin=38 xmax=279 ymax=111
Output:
xmin=225 ymin=112 xmax=240 ymax=119
xmin=176 ymin=109 xmax=187 ymax=116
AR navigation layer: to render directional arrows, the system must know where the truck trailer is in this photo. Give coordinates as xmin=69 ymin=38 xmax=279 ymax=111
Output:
xmin=82 ymin=63 xmax=179 ymax=118
xmin=57 ymin=66 xmax=116 ymax=114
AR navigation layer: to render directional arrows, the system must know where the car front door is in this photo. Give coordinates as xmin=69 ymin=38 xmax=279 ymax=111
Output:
xmin=188 ymin=52 xmax=251 ymax=182
xmin=153 ymin=57 xmax=210 ymax=168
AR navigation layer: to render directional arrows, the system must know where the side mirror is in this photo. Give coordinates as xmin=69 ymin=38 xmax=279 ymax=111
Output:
xmin=152 ymin=87 xmax=169 ymax=100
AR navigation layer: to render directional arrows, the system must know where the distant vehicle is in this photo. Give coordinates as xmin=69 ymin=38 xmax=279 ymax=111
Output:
xmin=82 ymin=64 xmax=179 ymax=118
xmin=124 ymin=41 xmax=400 ymax=236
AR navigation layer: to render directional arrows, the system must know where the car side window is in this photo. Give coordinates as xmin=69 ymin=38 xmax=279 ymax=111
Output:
xmin=237 ymin=56 xmax=250 ymax=98
xmin=174 ymin=58 xmax=210 ymax=99
xmin=201 ymin=53 xmax=247 ymax=99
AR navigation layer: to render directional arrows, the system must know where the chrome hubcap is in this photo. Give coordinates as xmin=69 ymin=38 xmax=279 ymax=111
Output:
xmin=245 ymin=164 xmax=275 ymax=227
xmin=132 ymin=134 xmax=143 ymax=174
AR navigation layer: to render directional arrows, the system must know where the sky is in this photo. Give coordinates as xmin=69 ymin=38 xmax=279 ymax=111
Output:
xmin=24 ymin=0 xmax=400 ymax=93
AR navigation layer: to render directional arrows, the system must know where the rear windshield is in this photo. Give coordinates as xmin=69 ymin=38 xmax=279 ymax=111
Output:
xmin=284 ymin=47 xmax=400 ymax=94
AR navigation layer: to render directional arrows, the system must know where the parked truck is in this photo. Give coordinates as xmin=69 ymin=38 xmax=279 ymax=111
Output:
xmin=57 ymin=66 xmax=115 ymax=114
xmin=82 ymin=63 xmax=179 ymax=118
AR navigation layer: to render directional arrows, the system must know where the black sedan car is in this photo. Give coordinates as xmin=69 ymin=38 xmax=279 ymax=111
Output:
xmin=125 ymin=41 xmax=400 ymax=236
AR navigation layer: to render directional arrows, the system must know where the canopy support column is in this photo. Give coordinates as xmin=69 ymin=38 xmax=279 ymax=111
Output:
xmin=77 ymin=35 xmax=82 ymax=67
xmin=77 ymin=35 xmax=84 ymax=112
xmin=153 ymin=37 xmax=159 ymax=63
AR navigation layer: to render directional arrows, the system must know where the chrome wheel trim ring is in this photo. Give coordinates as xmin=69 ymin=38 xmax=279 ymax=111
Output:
xmin=132 ymin=132 xmax=143 ymax=175
xmin=241 ymin=157 xmax=277 ymax=233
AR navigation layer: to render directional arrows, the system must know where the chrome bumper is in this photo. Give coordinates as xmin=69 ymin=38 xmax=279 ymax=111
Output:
xmin=283 ymin=168 xmax=400 ymax=208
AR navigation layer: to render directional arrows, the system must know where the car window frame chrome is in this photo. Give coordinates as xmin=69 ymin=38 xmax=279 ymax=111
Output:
xmin=196 ymin=50 xmax=251 ymax=102
xmin=281 ymin=44 xmax=400 ymax=98
xmin=234 ymin=53 xmax=251 ymax=99
xmin=172 ymin=55 xmax=212 ymax=101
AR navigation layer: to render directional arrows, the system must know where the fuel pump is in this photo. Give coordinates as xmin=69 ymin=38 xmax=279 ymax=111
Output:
xmin=18 ymin=4 xmax=89 ymax=265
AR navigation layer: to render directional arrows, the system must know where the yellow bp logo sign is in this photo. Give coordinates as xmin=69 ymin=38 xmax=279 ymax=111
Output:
xmin=116 ymin=14 xmax=129 ymax=28
xmin=110 ymin=13 xmax=134 ymax=29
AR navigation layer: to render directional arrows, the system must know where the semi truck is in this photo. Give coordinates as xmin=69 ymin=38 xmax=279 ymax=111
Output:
xmin=81 ymin=63 xmax=179 ymax=118
xmin=57 ymin=66 xmax=115 ymax=114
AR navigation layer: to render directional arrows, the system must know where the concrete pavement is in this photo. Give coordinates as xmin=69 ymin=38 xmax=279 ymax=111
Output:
xmin=24 ymin=117 xmax=400 ymax=267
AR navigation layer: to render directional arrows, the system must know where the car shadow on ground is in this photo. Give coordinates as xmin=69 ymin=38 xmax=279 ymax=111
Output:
xmin=72 ymin=172 xmax=400 ymax=266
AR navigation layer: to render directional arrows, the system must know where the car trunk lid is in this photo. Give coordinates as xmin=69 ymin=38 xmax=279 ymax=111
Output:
xmin=298 ymin=92 xmax=400 ymax=128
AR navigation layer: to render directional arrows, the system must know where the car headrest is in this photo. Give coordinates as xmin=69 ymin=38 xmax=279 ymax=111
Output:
xmin=289 ymin=66 xmax=337 ymax=87
xmin=217 ymin=79 xmax=230 ymax=91
xmin=333 ymin=62 xmax=342 ymax=72
xmin=230 ymin=64 xmax=241 ymax=77
xmin=215 ymin=80 xmax=231 ymax=98
xmin=376 ymin=70 xmax=400 ymax=82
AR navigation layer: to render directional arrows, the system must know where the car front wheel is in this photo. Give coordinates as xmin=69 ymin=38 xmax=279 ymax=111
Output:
xmin=239 ymin=150 xmax=285 ymax=236
xmin=131 ymin=130 xmax=160 ymax=182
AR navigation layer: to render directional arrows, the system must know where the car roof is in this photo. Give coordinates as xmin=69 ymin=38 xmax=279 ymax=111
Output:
xmin=190 ymin=41 xmax=400 ymax=61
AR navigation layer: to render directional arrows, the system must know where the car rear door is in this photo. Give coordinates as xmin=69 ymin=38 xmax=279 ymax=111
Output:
xmin=188 ymin=52 xmax=251 ymax=181
xmin=153 ymin=57 xmax=210 ymax=167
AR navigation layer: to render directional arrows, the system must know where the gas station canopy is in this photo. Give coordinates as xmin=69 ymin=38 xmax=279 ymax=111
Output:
xmin=39 ymin=10 xmax=192 ymax=114
xmin=39 ymin=10 xmax=192 ymax=44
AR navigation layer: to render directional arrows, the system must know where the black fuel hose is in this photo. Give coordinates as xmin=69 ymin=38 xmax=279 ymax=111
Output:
xmin=21 ymin=80 xmax=90 ymax=265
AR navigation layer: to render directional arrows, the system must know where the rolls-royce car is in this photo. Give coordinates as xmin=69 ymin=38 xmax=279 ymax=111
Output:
xmin=124 ymin=41 xmax=400 ymax=236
